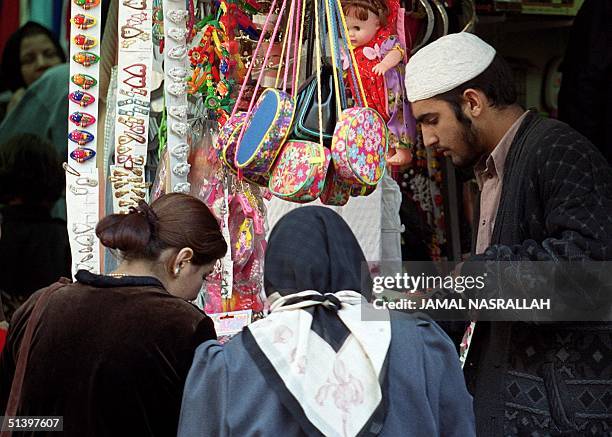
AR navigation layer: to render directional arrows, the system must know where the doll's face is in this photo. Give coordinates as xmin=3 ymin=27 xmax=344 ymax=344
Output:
xmin=346 ymin=9 xmax=380 ymax=48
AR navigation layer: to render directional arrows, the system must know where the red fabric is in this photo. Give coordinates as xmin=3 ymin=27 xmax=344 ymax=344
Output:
xmin=0 ymin=0 xmax=21 ymax=59
xmin=348 ymin=0 xmax=399 ymax=120
xmin=0 ymin=326 xmax=8 ymax=354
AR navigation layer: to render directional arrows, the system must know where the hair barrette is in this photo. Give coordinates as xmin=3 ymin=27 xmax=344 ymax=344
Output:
xmin=172 ymin=162 xmax=191 ymax=177
xmin=167 ymin=66 xmax=188 ymax=81
xmin=168 ymin=105 xmax=187 ymax=119
xmin=70 ymin=147 xmax=96 ymax=163
xmin=166 ymin=10 xmax=188 ymax=24
xmin=71 ymin=14 xmax=96 ymax=29
xmin=68 ymin=184 xmax=89 ymax=195
xmin=69 ymin=111 xmax=96 ymax=128
xmin=171 ymin=143 xmax=190 ymax=159
xmin=76 ymin=176 xmax=98 ymax=187
xmin=69 ymin=90 xmax=95 ymax=107
xmin=80 ymin=253 xmax=94 ymax=263
xmin=173 ymin=182 xmax=191 ymax=194
xmin=131 ymin=188 xmax=146 ymax=198
xmin=71 ymin=73 xmax=97 ymax=89
xmin=73 ymin=51 xmax=100 ymax=67
xmin=167 ymin=28 xmax=187 ymax=42
xmin=166 ymin=82 xmax=187 ymax=97
xmin=73 ymin=34 xmax=97 ymax=50
xmin=73 ymin=223 xmax=94 ymax=234
xmin=73 ymin=0 xmax=100 ymax=10
xmin=75 ymin=234 xmax=95 ymax=246
xmin=171 ymin=122 xmax=189 ymax=137
xmin=68 ymin=130 xmax=95 ymax=146
xmin=167 ymin=45 xmax=187 ymax=60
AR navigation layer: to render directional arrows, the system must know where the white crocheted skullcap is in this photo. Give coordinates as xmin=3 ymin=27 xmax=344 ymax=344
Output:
xmin=405 ymin=32 xmax=496 ymax=102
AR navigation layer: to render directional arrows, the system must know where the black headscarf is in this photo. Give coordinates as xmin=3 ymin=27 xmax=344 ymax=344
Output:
xmin=264 ymin=206 xmax=372 ymax=300
xmin=1 ymin=22 xmax=66 ymax=92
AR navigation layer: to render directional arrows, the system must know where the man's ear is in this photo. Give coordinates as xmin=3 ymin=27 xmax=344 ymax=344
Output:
xmin=462 ymin=88 xmax=486 ymax=117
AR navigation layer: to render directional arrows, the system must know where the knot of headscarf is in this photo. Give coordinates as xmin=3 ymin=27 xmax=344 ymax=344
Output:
xmin=282 ymin=292 xmax=343 ymax=312
xmin=269 ymin=289 xmax=363 ymax=314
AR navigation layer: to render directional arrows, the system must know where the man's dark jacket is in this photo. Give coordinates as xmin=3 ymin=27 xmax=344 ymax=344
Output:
xmin=464 ymin=111 xmax=612 ymax=436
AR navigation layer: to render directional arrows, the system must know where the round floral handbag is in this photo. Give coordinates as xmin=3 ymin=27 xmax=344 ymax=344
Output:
xmin=269 ymin=140 xmax=331 ymax=203
xmin=330 ymin=106 xmax=388 ymax=188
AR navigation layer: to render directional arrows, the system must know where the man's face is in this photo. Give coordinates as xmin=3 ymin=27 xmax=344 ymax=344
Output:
xmin=412 ymin=98 xmax=484 ymax=168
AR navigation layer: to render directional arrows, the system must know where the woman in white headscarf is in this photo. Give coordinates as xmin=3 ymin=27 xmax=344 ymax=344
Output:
xmin=178 ymin=206 xmax=475 ymax=436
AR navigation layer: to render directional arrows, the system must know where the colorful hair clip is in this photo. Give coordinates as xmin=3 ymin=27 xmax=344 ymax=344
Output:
xmin=73 ymin=0 xmax=100 ymax=10
xmin=69 ymin=111 xmax=96 ymax=128
xmin=73 ymin=52 xmax=100 ymax=67
xmin=73 ymin=34 xmax=97 ymax=50
xmin=69 ymin=130 xmax=95 ymax=146
xmin=69 ymin=90 xmax=96 ymax=107
xmin=71 ymin=73 xmax=97 ymax=89
xmin=167 ymin=10 xmax=188 ymax=24
xmin=71 ymin=14 xmax=97 ymax=29
xmin=70 ymin=147 xmax=96 ymax=163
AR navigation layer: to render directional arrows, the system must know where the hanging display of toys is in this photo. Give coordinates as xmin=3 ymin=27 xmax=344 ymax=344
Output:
xmin=60 ymin=0 xmax=433 ymax=341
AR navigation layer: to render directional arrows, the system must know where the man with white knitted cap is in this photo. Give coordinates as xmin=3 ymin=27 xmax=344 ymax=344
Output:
xmin=405 ymin=33 xmax=612 ymax=436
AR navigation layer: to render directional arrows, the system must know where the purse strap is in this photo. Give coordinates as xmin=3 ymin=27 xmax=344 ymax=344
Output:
xmin=233 ymin=0 xmax=290 ymax=179
xmin=313 ymin=0 xmax=324 ymax=146
xmin=1 ymin=278 xmax=71 ymax=434
xmin=230 ymin=0 xmax=281 ymax=120
xmin=333 ymin=0 xmax=368 ymax=107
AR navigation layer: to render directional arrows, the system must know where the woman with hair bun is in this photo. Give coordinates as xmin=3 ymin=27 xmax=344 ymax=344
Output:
xmin=0 ymin=193 xmax=227 ymax=436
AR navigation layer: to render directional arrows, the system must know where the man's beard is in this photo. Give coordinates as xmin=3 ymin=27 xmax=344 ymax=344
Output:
xmin=454 ymin=117 xmax=482 ymax=168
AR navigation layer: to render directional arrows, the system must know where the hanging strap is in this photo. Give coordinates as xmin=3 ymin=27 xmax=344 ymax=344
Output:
xmin=334 ymin=0 xmax=368 ymax=107
xmin=324 ymin=0 xmax=346 ymax=116
xmin=1 ymin=278 xmax=71 ymax=434
xmin=230 ymin=0 xmax=279 ymax=120
xmin=313 ymin=0 xmax=325 ymax=147
xmin=274 ymin=1 xmax=295 ymax=90
xmin=234 ymin=0 xmax=290 ymax=178
xmin=291 ymin=0 xmax=305 ymax=95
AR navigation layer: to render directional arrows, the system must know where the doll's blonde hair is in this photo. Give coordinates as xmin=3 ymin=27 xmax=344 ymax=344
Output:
xmin=341 ymin=0 xmax=390 ymax=26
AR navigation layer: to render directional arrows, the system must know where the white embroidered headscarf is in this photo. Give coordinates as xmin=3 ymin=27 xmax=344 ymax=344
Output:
xmin=245 ymin=207 xmax=391 ymax=437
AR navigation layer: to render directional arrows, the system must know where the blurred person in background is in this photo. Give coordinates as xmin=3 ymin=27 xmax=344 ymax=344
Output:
xmin=0 ymin=22 xmax=66 ymax=117
xmin=0 ymin=133 xmax=70 ymax=321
